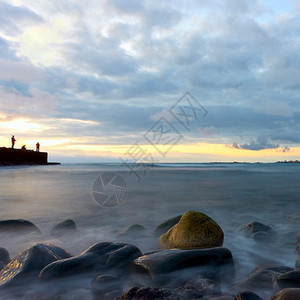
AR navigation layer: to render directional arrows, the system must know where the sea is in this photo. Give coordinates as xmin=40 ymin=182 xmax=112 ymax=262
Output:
xmin=0 ymin=163 xmax=299 ymax=297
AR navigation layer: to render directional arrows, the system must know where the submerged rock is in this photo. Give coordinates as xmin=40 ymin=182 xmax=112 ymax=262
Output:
xmin=276 ymin=270 xmax=300 ymax=289
xmin=134 ymin=247 xmax=234 ymax=286
xmin=117 ymin=224 xmax=146 ymax=238
xmin=39 ymin=242 xmax=142 ymax=281
xmin=157 ymin=211 xmax=224 ymax=250
xmin=0 ymin=243 xmax=72 ymax=288
xmin=0 ymin=219 xmax=40 ymax=233
xmin=91 ymin=274 xmax=121 ymax=299
xmin=270 ymin=288 xmax=300 ymax=300
xmin=119 ymin=286 xmax=173 ymax=300
xmin=153 ymin=215 xmax=182 ymax=238
xmin=50 ymin=219 xmax=77 ymax=237
xmin=235 ymin=290 xmax=264 ymax=300
xmin=0 ymin=248 xmax=10 ymax=265
xmin=237 ymin=221 xmax=275 ymax=239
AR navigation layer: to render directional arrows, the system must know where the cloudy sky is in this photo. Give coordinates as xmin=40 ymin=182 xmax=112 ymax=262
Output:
xmin=0 ymin=0 xmax=299 ymax=162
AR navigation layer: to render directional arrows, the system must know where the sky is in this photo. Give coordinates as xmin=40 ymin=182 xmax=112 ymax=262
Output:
xmin=0 ymin=0 xmax=300 ymax=163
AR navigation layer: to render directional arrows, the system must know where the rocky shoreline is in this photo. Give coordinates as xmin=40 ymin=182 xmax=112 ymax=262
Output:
xmin=0 ymin=212 xmax=299 ymax=299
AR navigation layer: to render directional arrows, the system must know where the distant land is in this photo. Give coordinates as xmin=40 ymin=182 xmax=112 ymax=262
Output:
xmin=0 ymin=147 xmax=60 ymax=166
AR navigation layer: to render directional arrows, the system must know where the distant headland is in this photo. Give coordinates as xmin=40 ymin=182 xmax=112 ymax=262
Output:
xmin=0 ymin=147 xmax=60 ymax=166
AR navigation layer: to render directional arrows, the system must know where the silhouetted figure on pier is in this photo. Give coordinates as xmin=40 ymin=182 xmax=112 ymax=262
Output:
xmin=21 ymin=145 xmax=26 ymax=150
xmin=11 ymin=136 xmax=16 ymax=149
xmin=36 ymin=142 xmax=40 ymax=152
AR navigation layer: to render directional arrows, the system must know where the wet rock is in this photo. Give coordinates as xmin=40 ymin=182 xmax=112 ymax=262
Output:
xmin=0 ymin=219 xmax=40 ymax=233
xmin=270 ymin=288 xmax=300 ymax=300
xmin=252 ymin=263 xmax=293 ymax=274
xmin=0 ymin=243 xmax=72 ymax=288
xmin=237 ymin=222 xmax=275 ymax=238
xmin=153 ymin=215 xmax=182 ymax=238
xmin=158 ymin=211 xmax=224 ymax=250
xmin=0 ymin=248 xmax=10 ymax=265
xmin=134 ymin=247 xmax=234 ymax=286
xmin=235 ymin=290 xmax=263 ymax=300
xmin=40 ymin=242 xmax=142 ymax=281
xmin=119 ymin=286 xmax=173 ymax=299
xmin=236 ymin=269 xmax=279 ymax=290
xmin=91 ymin=274 xmax=121 ymax=299
xmin=51 ymin=219 xmax=77 ymax=237
xmin=117 ymin=224 xmax=146 ymax=238
xmin=276 ymin=270 xmax=300 ymax=289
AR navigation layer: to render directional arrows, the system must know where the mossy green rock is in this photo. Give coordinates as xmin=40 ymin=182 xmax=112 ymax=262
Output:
xmin=158 ymin=211 xmax=224 ymax=249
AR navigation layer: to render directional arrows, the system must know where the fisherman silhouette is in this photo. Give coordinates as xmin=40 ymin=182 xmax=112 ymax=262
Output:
xmin=36 ymin=142 xmax=40 ymax=152
xmin=21 ymin=145 xmax=26 ymax=150
xmin=11 ymin=135 xmax=16 ymax=149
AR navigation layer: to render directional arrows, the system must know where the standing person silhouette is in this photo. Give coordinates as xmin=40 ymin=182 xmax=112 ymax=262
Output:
xmin=11 ymin=135 xmax=16 ymax=149
xmin=36 ymin=142 xmax=40 ymax=152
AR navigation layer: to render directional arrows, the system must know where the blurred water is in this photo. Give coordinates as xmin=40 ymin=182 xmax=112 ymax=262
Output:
xmin=0 ymin=163 xmax=299 ymax=285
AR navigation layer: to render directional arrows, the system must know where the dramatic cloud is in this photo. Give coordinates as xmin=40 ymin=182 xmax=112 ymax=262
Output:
xmin=0 ymin=0 xmax=299 ymax=161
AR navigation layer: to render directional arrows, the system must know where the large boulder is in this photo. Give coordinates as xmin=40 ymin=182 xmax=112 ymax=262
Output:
xmin=276 ymin=270 xmax=300 ymax=289
xmin=134 ymin=247 xmax=234 ymax=286
xmin=153 ymin=215 xmax=182 ymax=238
xmin=39 ymin=242 xmax=142 ymax=281
xmin=270 ymin=288 xmax=300 ymax=300
xmin=0 ymin=243 xmax=72 ymax=288
xmin=50 ymin=219 xmax=77 ymax=237
xmin=157 ymin=211 xmax=224 ymax=250
xmin=0 ymin=219 xmax=40 ymax=233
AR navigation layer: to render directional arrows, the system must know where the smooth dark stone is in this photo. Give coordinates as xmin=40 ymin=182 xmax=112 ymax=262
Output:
xmin=0 ymin=248 xmax=10 ymax=265
xmin=237 ymin=222 xmax=275 ymax=238
xmin=134 ymin=247 xmax=234 ymax=286
xmin=235 ymin=290 xmax=263 ymax=300
xmin=39 ymin=242 xmax=142 ymax=281
xmin=0 ymin=243 xmax=72 ymax=288
xmin=153 ymin=215 xmax=182 ymax=238
xmin=276 ymin=270 xmax=300 ymax=289
xmin=50 ymin=219 xmax=77 ymax=237
xmin=0 ymin=219 xmax=40 ymax=233
xmin=119 ymin=286 xmax=173 ymax=300
xmin=270 ymin=288 xmax=300 ymax=300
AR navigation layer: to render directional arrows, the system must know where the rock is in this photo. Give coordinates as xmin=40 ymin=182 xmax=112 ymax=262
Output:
xmin=0 ymin=219 xmax=40 ymax=233
xmin=158 ymin=211 xmax=224 ymax=250
xmin=134 ymin=247 xmax=234 ymax=286
xmin=270 ymin=288 xmax=300 ymax=300
xmin=51 ymin=219 xmax=77 ymax=237
xmin=91 ymin=274 xmax=121 ymax=299
xmin=153 ymin=215 xmax=182 ymax=238
xmin=193 ymin=277 xmax=221 ymax=295
xmin=252 ymin=263 xmax=293 ymax=275
xmin=276 ymin=270 xmax=300 ymax=289
xmin=237 ymin=269 xmax=279 ymax=290
xmin=250 ymin=231 xmax=276 ymax=243
xmin=0 ymin=243 xmax=72 ymax=288
xmin=237 ymin=222 xmax=275 ymax=238
xmin=0 ymin=248 xmax=10 ymax=265
xmin=235 ymin=290 xmax=263 ymax=300
xmin=39 ymin=242 xmax=142 ymax=281
xmin=119 ymin=286 xmax=173 ymax=299
xmin=117 ymin=224 xmax=146 ymax=238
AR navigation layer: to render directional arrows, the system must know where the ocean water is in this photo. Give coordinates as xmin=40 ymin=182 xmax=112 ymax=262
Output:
xmin=0 ymin=163 xmax=299 ymax=297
